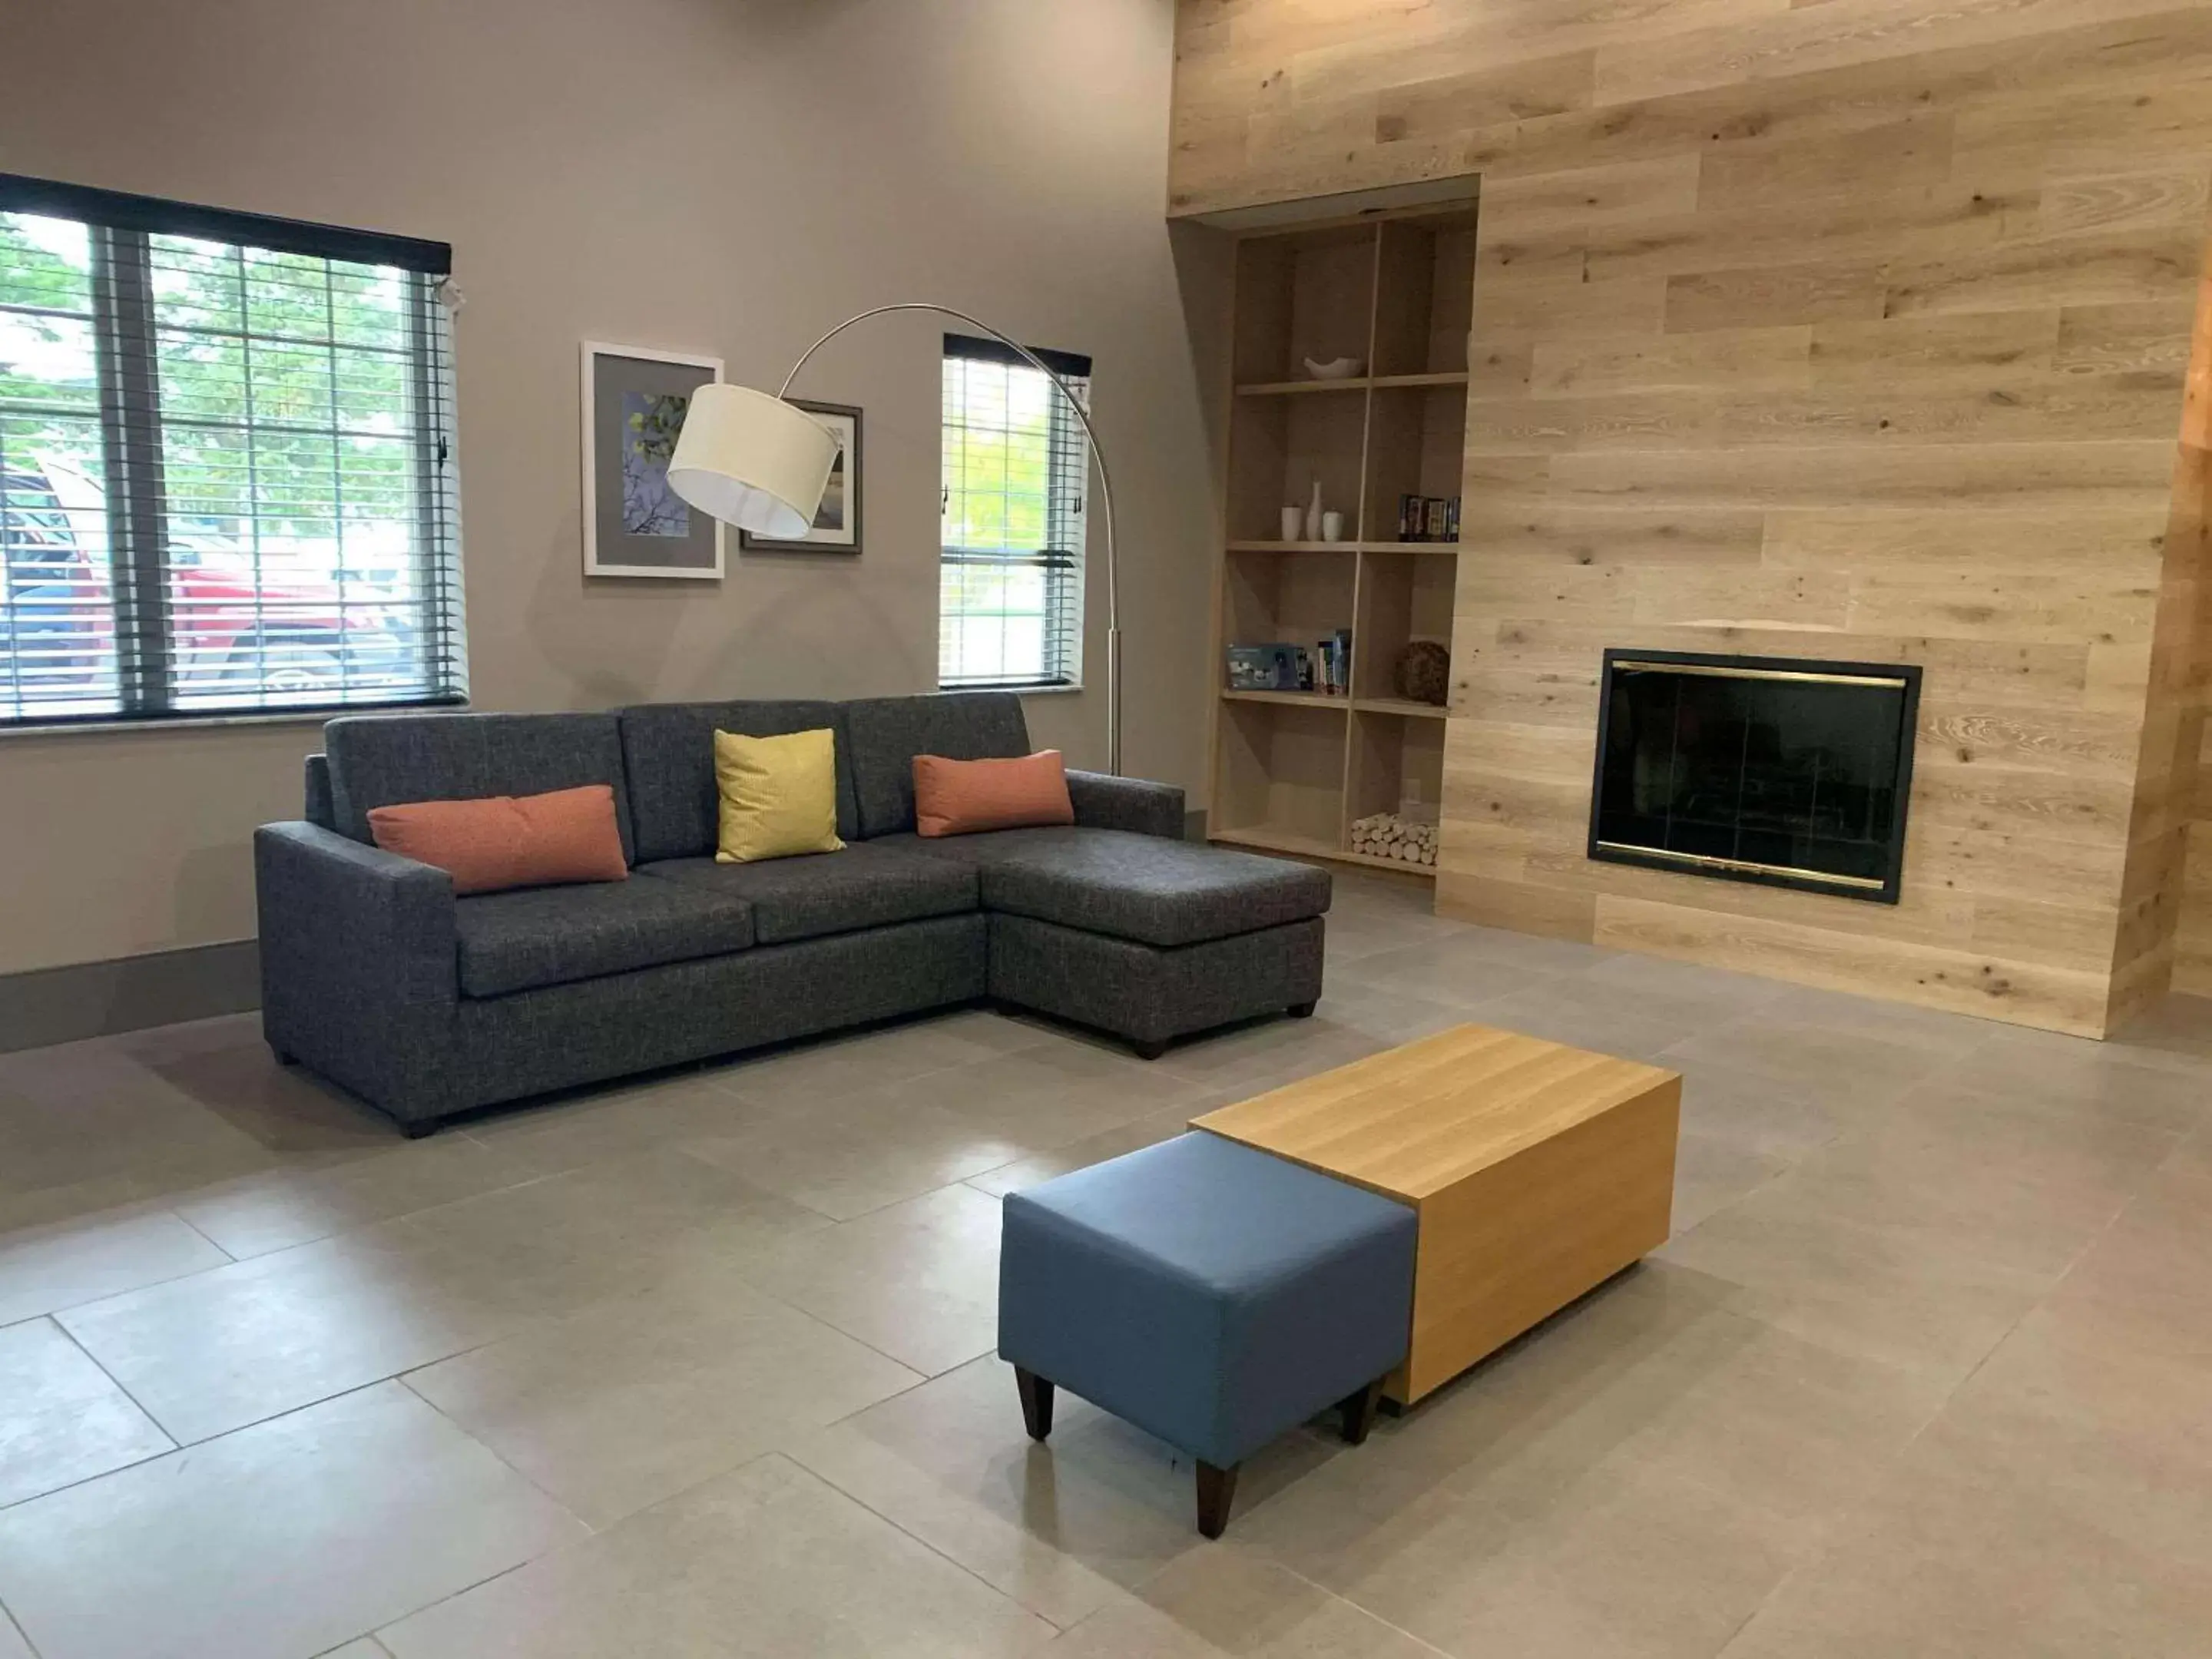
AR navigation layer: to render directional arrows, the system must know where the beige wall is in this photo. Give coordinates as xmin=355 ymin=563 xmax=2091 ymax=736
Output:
xmin=0 ymin=0 xmax=1221 ymax=976
xmin=1171 ymin=0 xmax=2212 ymax=1035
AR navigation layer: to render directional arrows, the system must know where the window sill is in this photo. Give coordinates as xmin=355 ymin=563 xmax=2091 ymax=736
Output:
xmin=0 ymin=700 xmax=469 ymax=741
xmin=938 ymin=683 xmax=1086 ymax=697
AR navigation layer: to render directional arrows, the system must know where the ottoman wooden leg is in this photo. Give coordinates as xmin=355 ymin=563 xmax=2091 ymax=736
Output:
xmin=1014 ymin=1366 xmax=1055 ymax=1441
xmin=1336 ymin=1378 xmax=1383 ymax=1445
xmin=1195 ymin=1461 xmax=1238 ymax=1538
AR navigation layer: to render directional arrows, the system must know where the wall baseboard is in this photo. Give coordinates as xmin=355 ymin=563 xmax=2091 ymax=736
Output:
xmin=0 ymin=939 xmax=261 ymax=1054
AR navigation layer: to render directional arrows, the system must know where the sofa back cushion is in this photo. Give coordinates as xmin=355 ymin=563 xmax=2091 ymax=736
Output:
xmin=620 ymin=700 xmax=856 ymax=862
xmin=325 ymin=711 xmax=637 ymax=860
xmin=844 ymin=693 xmax=1030 ymax=838
xmin=303 ymin=753 xmax=336 ymax=830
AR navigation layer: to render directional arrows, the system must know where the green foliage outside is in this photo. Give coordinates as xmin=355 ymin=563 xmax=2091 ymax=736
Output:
xmin=940 ymin=359 xmax=1082 ymax=649
xmin=0 ymin=210 xmax=421 ymax=579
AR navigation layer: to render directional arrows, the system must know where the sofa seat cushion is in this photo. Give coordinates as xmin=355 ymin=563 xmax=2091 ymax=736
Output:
xmin=896 ymin=826 xmax=1330 ymax=948
xmin=455 ymin=879 xmax=755 ymax=998
xmin=637 ymin=839 xmax=978 ymax=945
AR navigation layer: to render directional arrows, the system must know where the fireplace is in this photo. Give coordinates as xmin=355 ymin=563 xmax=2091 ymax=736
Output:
xmin=1588 ymin=650 xmax=1921 ymax=904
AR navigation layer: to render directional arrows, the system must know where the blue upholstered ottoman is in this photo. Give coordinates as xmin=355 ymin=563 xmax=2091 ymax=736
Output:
xmin=997 ymin=1131 xmax=1417 ymax=1536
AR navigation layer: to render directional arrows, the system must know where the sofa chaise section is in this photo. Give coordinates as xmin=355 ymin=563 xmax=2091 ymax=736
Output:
xmin=899 ymin=825 xmax=1330 ymax=1056
xmin=841 ymin=698 xmax=1328 ymax=1056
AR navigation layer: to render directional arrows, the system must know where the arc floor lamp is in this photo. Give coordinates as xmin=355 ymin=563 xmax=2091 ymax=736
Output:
xmin=664 ymin=304 xmax=1123 ymax=776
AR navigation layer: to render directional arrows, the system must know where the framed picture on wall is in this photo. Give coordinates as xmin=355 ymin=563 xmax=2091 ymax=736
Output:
xmin=581 ymin=342 xmax=725 ymax=578
xmin=740 ymin=400 xmax=862 ymax=553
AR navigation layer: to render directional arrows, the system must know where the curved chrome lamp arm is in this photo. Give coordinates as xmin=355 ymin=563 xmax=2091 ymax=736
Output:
xmin=779 ymin=303 xmax=1122 ymax=777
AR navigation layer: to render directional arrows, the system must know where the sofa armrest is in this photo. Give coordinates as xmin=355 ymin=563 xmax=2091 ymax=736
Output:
xmin=254 ymin=821 xmax=459 ymax=1125
xmin=1066 ymin=770 xmax=1186 ymax=839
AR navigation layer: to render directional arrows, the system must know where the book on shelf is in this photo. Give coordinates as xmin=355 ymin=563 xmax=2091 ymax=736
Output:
xmin=1226 ymin=643 xmax=1302 ymax=691
xmin=1311 ymin=628 xmax=1353 ymax=695
xmin=1396 ymin=493 xmax=1462 ymax=544
xmin=1224 ymin=630 xmax=1352 ymax=696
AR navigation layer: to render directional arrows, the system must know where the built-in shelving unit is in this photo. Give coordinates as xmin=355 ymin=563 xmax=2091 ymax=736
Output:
xmin=1207 ymin=201 xmax=1476 ymax=879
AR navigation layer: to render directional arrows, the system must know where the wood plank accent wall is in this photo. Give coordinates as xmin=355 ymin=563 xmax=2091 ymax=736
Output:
xmin=1170 ymin=0 xmax=2212 ymax=1035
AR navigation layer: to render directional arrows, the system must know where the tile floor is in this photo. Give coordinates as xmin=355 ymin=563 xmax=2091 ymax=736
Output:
xmin=2 ymin=870 xmax=2210 ymax=1657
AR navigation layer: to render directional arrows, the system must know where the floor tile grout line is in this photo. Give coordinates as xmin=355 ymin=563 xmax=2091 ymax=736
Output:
xmin=360 ymin=1545 xmax=557 ymax=1649
xmin=724 ymin=1248 xmax=977 ymax=1382
xmin=162 ymin=1206 xmax=237 ymax=1264
xmin=1119 ymin=1541 xmax=1463 ymax=1659
xmin=391 ymin=1373 xmax=599 ymax=1537
xmin=0 ymin=1363 xmax=535 ymax=1522
xmin=43 ymin=1310 xmax=177 ymax=1455
xmin=778 ymin=1442 xmax=1084 ymax=1634
xmin=0 ymin=1600 xmax=40 ymax=1659
xmin=692 ymin=1037 xmax=1037 ymax=1117
xmin=1711 ymin=1151 xmax=2134 ymax=1659
xmin=9 ymin=1240 xmax=237 ymax=1332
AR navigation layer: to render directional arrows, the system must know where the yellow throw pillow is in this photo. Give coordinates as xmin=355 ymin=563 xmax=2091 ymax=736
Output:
xmin=714 ymin=727 xmax=846 ymax=863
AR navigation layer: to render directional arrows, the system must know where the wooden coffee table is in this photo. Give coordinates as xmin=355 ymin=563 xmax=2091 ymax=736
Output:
xmin=1191 ymin=1024 xmax=1681 ymax=1405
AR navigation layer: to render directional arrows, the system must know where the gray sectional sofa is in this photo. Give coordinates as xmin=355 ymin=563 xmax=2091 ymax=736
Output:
xmin=256 ymin=692 xmax=1330 ymax=1135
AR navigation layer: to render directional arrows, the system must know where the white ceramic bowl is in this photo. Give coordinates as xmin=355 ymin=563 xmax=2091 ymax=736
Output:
xmin=1303 ymin=356 xmax=1365 ymax=380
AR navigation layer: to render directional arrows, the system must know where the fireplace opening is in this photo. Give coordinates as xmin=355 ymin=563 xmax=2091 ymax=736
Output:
xmin=1588 ymin=649 xmax=1920 ymax=904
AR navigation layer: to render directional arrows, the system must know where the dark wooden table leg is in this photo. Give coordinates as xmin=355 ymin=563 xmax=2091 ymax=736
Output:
xmin=1195 ymin=1461 xmax=1238 ymax=1538
xmin=1014 ymin=1366 xmax=1054 ymax=1441
xmin=1336 ymin=1378 xmax=1382 ymax=1445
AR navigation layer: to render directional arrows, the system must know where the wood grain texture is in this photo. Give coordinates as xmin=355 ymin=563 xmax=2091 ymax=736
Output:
xmin=1190 ymin=1024 xmax=1680 ymax=1401
xmin=1172 ymin=0 xmax=2212 ymax=1035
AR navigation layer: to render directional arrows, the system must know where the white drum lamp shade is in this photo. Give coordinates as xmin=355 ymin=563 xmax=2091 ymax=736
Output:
xmin=666 ymin=383 xmax=839 ymax=541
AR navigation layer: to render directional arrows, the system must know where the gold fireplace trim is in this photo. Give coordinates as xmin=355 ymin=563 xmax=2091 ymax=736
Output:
xmin=1594 ymin=840 xmax=1890 ymax=892
xmin=1610 ymin=659 xmax=1910 ymax=691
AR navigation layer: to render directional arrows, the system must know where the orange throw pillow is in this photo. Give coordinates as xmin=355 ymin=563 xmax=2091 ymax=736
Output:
xmin=913 ymin=750 xmax=1076 ymax=838
xmin=367 ymin=785 xmax=629 ymax=895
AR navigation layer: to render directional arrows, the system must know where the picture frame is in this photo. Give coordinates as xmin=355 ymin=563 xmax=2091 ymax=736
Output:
xmin=581 ymin=341 xmax=725 ymax=579
xmin=740 ymin=399 xmax=862 ymax=553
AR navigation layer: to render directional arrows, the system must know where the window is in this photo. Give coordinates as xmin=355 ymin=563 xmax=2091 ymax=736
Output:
xmin=939 ymin=333 xmax=1091 ymax=690
xmin=0 ymin=174 xmax=464 ymax=727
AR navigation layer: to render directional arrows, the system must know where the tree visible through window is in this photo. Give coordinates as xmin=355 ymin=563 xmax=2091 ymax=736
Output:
xmin=0 ymin=174 xmax=463 ymax=727
xmin=939 ymin=334 xmax=1089 ymax=690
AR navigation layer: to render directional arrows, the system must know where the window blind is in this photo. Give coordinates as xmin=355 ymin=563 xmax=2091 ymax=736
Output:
xmin=0 ymin=174 xmax=465 ymax=728
xmin=939 ymin=333 xmax=1090 ymax=691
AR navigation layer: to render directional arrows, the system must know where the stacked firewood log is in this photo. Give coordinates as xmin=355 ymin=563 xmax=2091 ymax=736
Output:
xmin=1351 ymin=812 xmax=1437 ymax=867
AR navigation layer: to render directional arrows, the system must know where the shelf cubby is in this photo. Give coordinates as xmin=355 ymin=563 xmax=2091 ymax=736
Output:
xmin=1353 ymin=548 xmax=1456 ymax=706
xmin=1224 ymin=392 xmax=1369 ymax=547
xmin=1207 ymin=197 xmax=1478 ymax=882
xmin=1230 ymin=225 xmax=1378 ymax=389
xmin=1214 ymin=697 xmax=1349 ymax=853
xmin=1362 ymin=382 xmax=1468 ymax=545
xmin=1348 ymin=706 xmax=1447 ymax=867
xmin=1373 ymin=213 xmax=1478 ymax=379
xmin=1221 ymin=547 xmax=1355 ymax=672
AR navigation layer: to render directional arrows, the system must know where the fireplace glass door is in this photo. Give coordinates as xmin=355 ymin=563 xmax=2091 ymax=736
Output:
xmin=1588 ymin=651 xmax=1920 ymax=903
